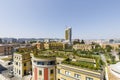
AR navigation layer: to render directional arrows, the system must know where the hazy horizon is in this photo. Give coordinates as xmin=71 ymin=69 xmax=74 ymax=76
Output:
xmin=0 ymin=0 xmax=120 ymax=39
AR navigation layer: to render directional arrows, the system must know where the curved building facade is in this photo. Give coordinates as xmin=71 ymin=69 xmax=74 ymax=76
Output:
xmin=31 ymin=54 xmax=56 ymax=80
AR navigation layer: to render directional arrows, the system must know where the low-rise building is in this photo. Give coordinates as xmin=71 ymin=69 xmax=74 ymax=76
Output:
xmin=30 ymin=50 xmax=103 ymax=80
xmin=31 ymin=54 xmax=56 ymax=80
xmin=44 ymin=42 xmax=64 ymax=50
xmin=57 ymin=64 xmax=101 ymax=80
xmin=73 ymin=44 xmax=94 ymax=51
xmin=36 ymin=42 xmax=44 ymax=50
xmin=0 ymin=44 xmax=13 ymax=55
xmin=32 ymin=42 xmax=69 ymax=50
xmin=33 ymin=42 xmax=68 ymax=50
xmin=101 ymin=43 xmax=120 ymax=50
xmin=13 ymin=52 xmax=32 ymax=78
xmin=13 ymin=49 xmax=104 ymax=80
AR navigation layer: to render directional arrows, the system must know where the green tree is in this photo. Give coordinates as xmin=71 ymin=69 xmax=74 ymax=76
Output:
xmin=30 ymin=40 xmax=37 ymax=44
xmin=106 ymin=45 xmax=112 ymax=52
xmin=73 ymin=40 xmax=80 ymax=45
xmin=80 ymin=40 xmax=85 ymax=44
xmin=111 ymin=56 xmax=115 ymax=63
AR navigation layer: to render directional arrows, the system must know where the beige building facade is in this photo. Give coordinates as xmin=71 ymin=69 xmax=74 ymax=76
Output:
xmin=73 ymin=44 xmax=94 ymax=51
xmin=101 ymin=43 xmax=120 ymax=50
xmin=13 ymin=52 xmax=32 ymax=78
xmin=57 ymin=64 xmax=101 ymax=80
xmin=30 ymin=55 xmax=102 ymax=80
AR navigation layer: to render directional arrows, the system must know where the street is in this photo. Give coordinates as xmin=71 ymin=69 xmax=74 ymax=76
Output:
xmin=100 ymin=54 xmax=108 ymax=80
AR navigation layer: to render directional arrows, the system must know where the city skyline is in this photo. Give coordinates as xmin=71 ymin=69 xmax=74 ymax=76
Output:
xmin=0 ymin=0 xmax=120 ymax=39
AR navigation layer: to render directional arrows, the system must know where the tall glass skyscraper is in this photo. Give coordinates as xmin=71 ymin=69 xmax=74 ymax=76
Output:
xmin=65 ymin=27 xmax=72 ymax=44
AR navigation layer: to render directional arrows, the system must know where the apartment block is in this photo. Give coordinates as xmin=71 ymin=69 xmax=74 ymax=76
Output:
xmin=73 ymin=44 xmax=94 ymax=51
xmin=57 ymin=64 xmax=101 ymax=80
xmin=0 ymin=44 xmax=13 ymax=55
xmin=13 ymin=52 xmax=32 ymax=78
xmin=31 ymin=54 xmax=56 ymax=80
xmin=13 ymin=49 xmax=104 ymax=80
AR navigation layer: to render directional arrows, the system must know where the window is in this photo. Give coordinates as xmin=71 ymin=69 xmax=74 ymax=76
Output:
xmin=58 ymin=69 xmax=60 ymax=74
xmin=24 ymin=70 xmax=26 ymax=75
xmin=24 ymin=63 xmax=26 ymax=66
xmin=19 ymin=70 xmax=21 ymax=75
xmin=37 ymin=61 xmax=44 ymax=65
xmin=74 ymin=74 xmax=80 ymax=78
xmin=48 ymin=61 xmax=55 ymax=65
xmin=50 ymin=69 xmax=54 ymax=74
xmin=86 ymin=77 xmax=93 ymax=80
xmin=65 ymin=71 xmax=70 ymax=76
xmin=34 ymin=60 xmax=36 ymax=63
xmin=16 ymin=62 xmax=18 ymax=65
xmin=39 ymin=70 xmax=42 ymax=75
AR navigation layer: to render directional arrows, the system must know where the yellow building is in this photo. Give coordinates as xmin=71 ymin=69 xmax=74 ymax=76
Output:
xmin=57 ymin=64 xmax=101 ymax=80
xmin=30 ymin=50 xmax=103 ymax=80
xmin=73 ymin=44 xmax=94 ymax=51
xmin=33 ymin=42 xmax=69 ymax=51
xmin=33 ymin=42 xmax=45 ymax=50
xmin=56 ymin=57 xmax=101 ymax=80
xmin=13 ymin=52 xmax=32 ymax=78
xmin=44 ymin=42 xmax=64 ymax=50
xmin=13 ymin=49 xmax=103 ymax=80
xmin=30 ymin=56 xmax=102 ymax=80
xmin=101 ymin=43 xmax=120 ymax=50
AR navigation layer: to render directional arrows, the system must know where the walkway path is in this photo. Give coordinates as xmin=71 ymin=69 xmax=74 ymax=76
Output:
xmin=108 ymin=66 xmax=120 ymax=80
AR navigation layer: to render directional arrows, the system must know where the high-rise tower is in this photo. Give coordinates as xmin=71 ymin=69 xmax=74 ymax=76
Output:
xmin=65 ymin=27 xmax=72 ymax=44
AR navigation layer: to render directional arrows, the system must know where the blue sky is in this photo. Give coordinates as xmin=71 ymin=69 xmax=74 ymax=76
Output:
xmin=0 ymin=0 xmax=120 ymax=39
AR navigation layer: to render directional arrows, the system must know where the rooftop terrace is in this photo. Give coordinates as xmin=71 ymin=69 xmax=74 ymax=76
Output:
xmin=15 ymin=47 xmax=104 ymax=71
xmin=31 ymin=50 xmax=104 ymax=71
